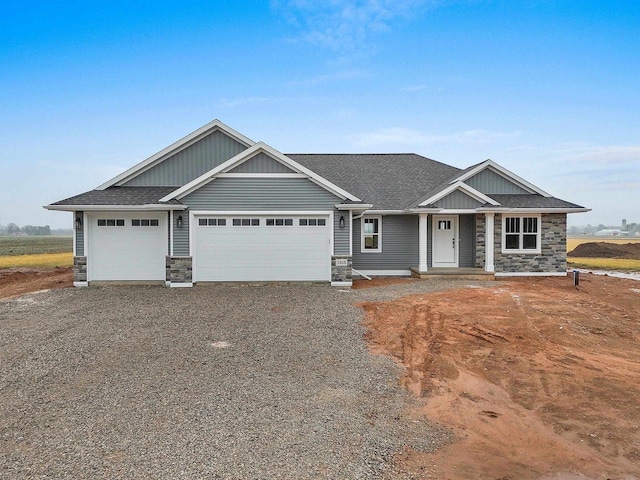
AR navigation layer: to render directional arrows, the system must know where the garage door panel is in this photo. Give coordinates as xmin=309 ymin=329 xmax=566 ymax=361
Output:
xmin=88 ymin=214 xmax=167 ymax=281
xmin=194 ymin=215 xmax=330 ymax=282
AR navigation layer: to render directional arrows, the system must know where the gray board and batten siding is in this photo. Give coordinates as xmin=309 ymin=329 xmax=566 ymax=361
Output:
xmin=465 ymin=168 xmax=529 ymax=194
xmin=352 ymin=215 xmax=419 ymax=271
xmin=122 ymin=130 xmax=247 ymax=187
xmin=229 ymin=153 xmax=295 ymax=174
xmin=172 ymin=177 xmax=349 ymax=257
xmin=432 ymin=190 xmax=484 ymax=209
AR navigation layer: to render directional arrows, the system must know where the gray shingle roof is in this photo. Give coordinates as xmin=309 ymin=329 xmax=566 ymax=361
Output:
xmin=487 ymin=194 xmax=584 ymax=209
xmin=287 ymin=154 xmax=461 ymax=210
xmin=50 ymin=187 xmax=182 ymax=206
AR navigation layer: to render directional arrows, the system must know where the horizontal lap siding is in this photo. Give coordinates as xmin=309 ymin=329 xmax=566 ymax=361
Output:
xmin=353 ymin=215 xmax=418 ymax=270
xmin=459 ymin=214 xmax=475 ymax=267
xmin=75 ymin=211 xmax=84 ymax=256
xmin=178 ymin=178 xmax=348 ymax=256
xmin=466 ymin=169 xmax=529 ymax=194
xmin=123 ymin=131 xmax=247 ymax=186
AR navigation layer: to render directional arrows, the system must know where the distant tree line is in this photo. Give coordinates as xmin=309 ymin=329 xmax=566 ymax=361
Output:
xmin=568 ymin=223 xmax=640 ymax=235
xmin=0 ymin=223 xmax=51 ymax=236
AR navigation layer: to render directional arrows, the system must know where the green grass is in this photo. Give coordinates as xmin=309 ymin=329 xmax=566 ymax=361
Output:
xmin=0 ymin=236 xmax=72 ymax=257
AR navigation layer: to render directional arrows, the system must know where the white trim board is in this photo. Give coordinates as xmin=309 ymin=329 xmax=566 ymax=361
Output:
xmin=494 ymin=272 xmax=567 ymax=277
xmin=160 ymin=142 xmax=361 ymax=203
xmin=419 ymin=181 xmax=499 ymax=207
xmin=97 ymin=120 xmax=255 ymax=190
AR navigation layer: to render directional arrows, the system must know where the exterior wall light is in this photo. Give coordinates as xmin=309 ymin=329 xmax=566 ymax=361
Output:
xmin=75 ymin=216 xmax=83 ymax=231
xmin=177 ymin=215 xmax=183 ymax=228
xmin=339 ymin=215 xmax=345 ymax=228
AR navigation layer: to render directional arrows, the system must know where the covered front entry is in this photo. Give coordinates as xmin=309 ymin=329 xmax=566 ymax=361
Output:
xmin=432 ymin=215 xmax=459 ymax=267
xmin=193 ymin=213 xmax=332 ymax=282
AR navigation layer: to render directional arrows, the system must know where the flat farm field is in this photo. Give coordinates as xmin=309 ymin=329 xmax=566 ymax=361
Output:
xmin=567 ymin=237 xmax=640 ymax=271
xmin=0 ymin=236 xmax=73 ymax=269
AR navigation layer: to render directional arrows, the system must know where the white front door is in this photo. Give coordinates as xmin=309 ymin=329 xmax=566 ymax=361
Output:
xmin=432 ymin=215 xmax=458 ymax=267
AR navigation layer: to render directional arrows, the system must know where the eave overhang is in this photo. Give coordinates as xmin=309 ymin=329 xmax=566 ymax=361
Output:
xmin=44 ymin=204 xmax=188 ymax=212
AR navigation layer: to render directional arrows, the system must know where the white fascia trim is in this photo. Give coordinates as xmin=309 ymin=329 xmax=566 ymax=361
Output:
xmin=216 ymin=173 xmax=306 ymax=179
xmin=45 ymin=204 xmax=187 ymax=212
xmin=170 ymin=282 xmax=194 ymax=288
xmin=365 ymin=210 xmax=408 ymax=215
xmin=96 ymin=119 xmax=255 ymax=190
xmin=73 ymin=281 xmax=89 ymax=287
xmin=331 ymin=281 xmax=353 ymax=287
xmin=494 ymin=272 xmax=567 ymax=277
xmin=335 ymin=204 xmax=374 ymax=210
xmin=478 ymin=208 xmax=591 ymax=214
xmin=433 ymin=209 xmax=480 ymax=214
xmin=407 ymin=208 xmax=442 ymax=214
xmin=162 ymin=142 xmax=360 ymax=202
xmin=356 ymin=270 xmax=412 ymax=277
xmin=452 ymin=160 xmax=551 ymax=197
xmin=419 ymin=181 xmax=499 ymax=207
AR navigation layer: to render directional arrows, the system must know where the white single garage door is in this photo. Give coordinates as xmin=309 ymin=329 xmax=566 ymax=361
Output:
xmin=194 ymin=214 xmax=331 ymax=282
xmin=88 ymin=213 xmax=167 ymax=281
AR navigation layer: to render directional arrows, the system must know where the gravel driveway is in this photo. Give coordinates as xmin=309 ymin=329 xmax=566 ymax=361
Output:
xmin=0 ymin=280 xmax=491 ymax=479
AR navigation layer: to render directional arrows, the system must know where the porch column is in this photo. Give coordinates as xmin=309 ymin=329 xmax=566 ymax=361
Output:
xmin=485 ymin=212 xmax=495 ymax=272
xmin=419 ymin=213 xmax=428 ymax=272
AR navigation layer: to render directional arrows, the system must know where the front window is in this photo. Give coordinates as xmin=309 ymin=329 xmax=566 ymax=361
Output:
xmin=503 ymin=215 xmax=540 ymax=253
xmin=361 ymin=216 xmax=382 ymax=252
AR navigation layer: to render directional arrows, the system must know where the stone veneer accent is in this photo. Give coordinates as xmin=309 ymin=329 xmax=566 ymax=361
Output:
xmin=331 ymin=255 xmax=352 ymax=284
xmin=166 ymin=256 xmax=193 ymax=284
xmin=73 ymin=256 xmax=87 ymax=283
xmin=493 ymin=213 xmax=567 ymax=273
xmin=475 ymin=214 xmax=486 ymax=269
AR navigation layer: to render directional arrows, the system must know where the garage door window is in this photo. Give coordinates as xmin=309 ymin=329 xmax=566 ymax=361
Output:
xmin=97 ymin=219 xmax=125 ymax=227
xmin=132 ymin=219 xmax=159 ymax=227
xmin=232 ymin=219 xmax=260 ymax=226
xmin=266 ymin=218 xmax=294 ymax=226
xmin=198 ymin=218 xmax=227 ymax=226
xmin=299 ymin=218 xmax=327 ymax=226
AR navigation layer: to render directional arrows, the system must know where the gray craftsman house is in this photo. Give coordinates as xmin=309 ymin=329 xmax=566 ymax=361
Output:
xmin=46 ymin=120 xmax=588 ymax=287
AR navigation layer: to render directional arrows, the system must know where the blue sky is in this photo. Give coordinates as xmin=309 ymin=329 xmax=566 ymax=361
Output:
xmin=1 ymin=0 xmax=638 ymax=229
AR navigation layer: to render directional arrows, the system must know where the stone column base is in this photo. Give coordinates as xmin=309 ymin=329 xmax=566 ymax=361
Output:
xmin=331 ymin=255 xmax=352 ymax=287
xmin=73 ymin=256 xmax=88 ymax=287
xmin=166 ymin=256 xmax=193 ymax=287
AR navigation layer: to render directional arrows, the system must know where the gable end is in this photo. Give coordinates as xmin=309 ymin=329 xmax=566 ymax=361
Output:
xmin=465 ymin=167 xmax=530 ymax=194
xmin=227 ymin=152 xmax=296 ymax=174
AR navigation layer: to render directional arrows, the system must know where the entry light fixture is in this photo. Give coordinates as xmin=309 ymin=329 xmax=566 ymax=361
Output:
xmin=339 ymin=215 xmax=345 ymax=229
xmin=177 ymin=215 xmax=183 ymax=228
xmin=75 ymin=216 xmax=83 ymax=231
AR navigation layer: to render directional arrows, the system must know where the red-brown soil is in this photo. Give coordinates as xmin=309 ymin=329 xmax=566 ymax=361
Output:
xmin=0 ymin=267 xmax=73 ymax=300
xmin=362 ymin=275 xmax=640 ymax=479
xmin=568 ymin=241 xmax=640 ymax=259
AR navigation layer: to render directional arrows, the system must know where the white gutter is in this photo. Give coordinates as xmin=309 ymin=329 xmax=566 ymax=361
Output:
xmin=44 ymin=204 xmax=188 ymax=212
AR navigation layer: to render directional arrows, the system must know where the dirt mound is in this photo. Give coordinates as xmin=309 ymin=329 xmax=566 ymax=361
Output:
xmin=568 ymin=241 xmax=640 ymax=259
xmin=362 ymin=275 xmax=640 ymax=479
xmin=0 ymin=267 xmax=73 ymax=299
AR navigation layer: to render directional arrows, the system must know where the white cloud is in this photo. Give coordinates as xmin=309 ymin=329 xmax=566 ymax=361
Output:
xmin=401 ymin=84 xmax=429 ymax=92
xmin=349 ymin=127 xmax=520 ymax=148
xmin=558 ymin=144 xmax=640 ymax=165
xmin=272 ymin=0 xmax=437 ymax=51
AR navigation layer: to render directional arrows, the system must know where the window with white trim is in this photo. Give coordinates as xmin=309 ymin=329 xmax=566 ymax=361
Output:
xmin=361 ymin=215 xmax=382 ymax=253
xmin=502 ymin=215 xmax=541 ymax=253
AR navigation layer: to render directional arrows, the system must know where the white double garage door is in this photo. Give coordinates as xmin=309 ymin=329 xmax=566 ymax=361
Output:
xmin=88 ymin=212 xmax=332 ymax=282
xmin=193 ymin=213 xmax=332 ymax=282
